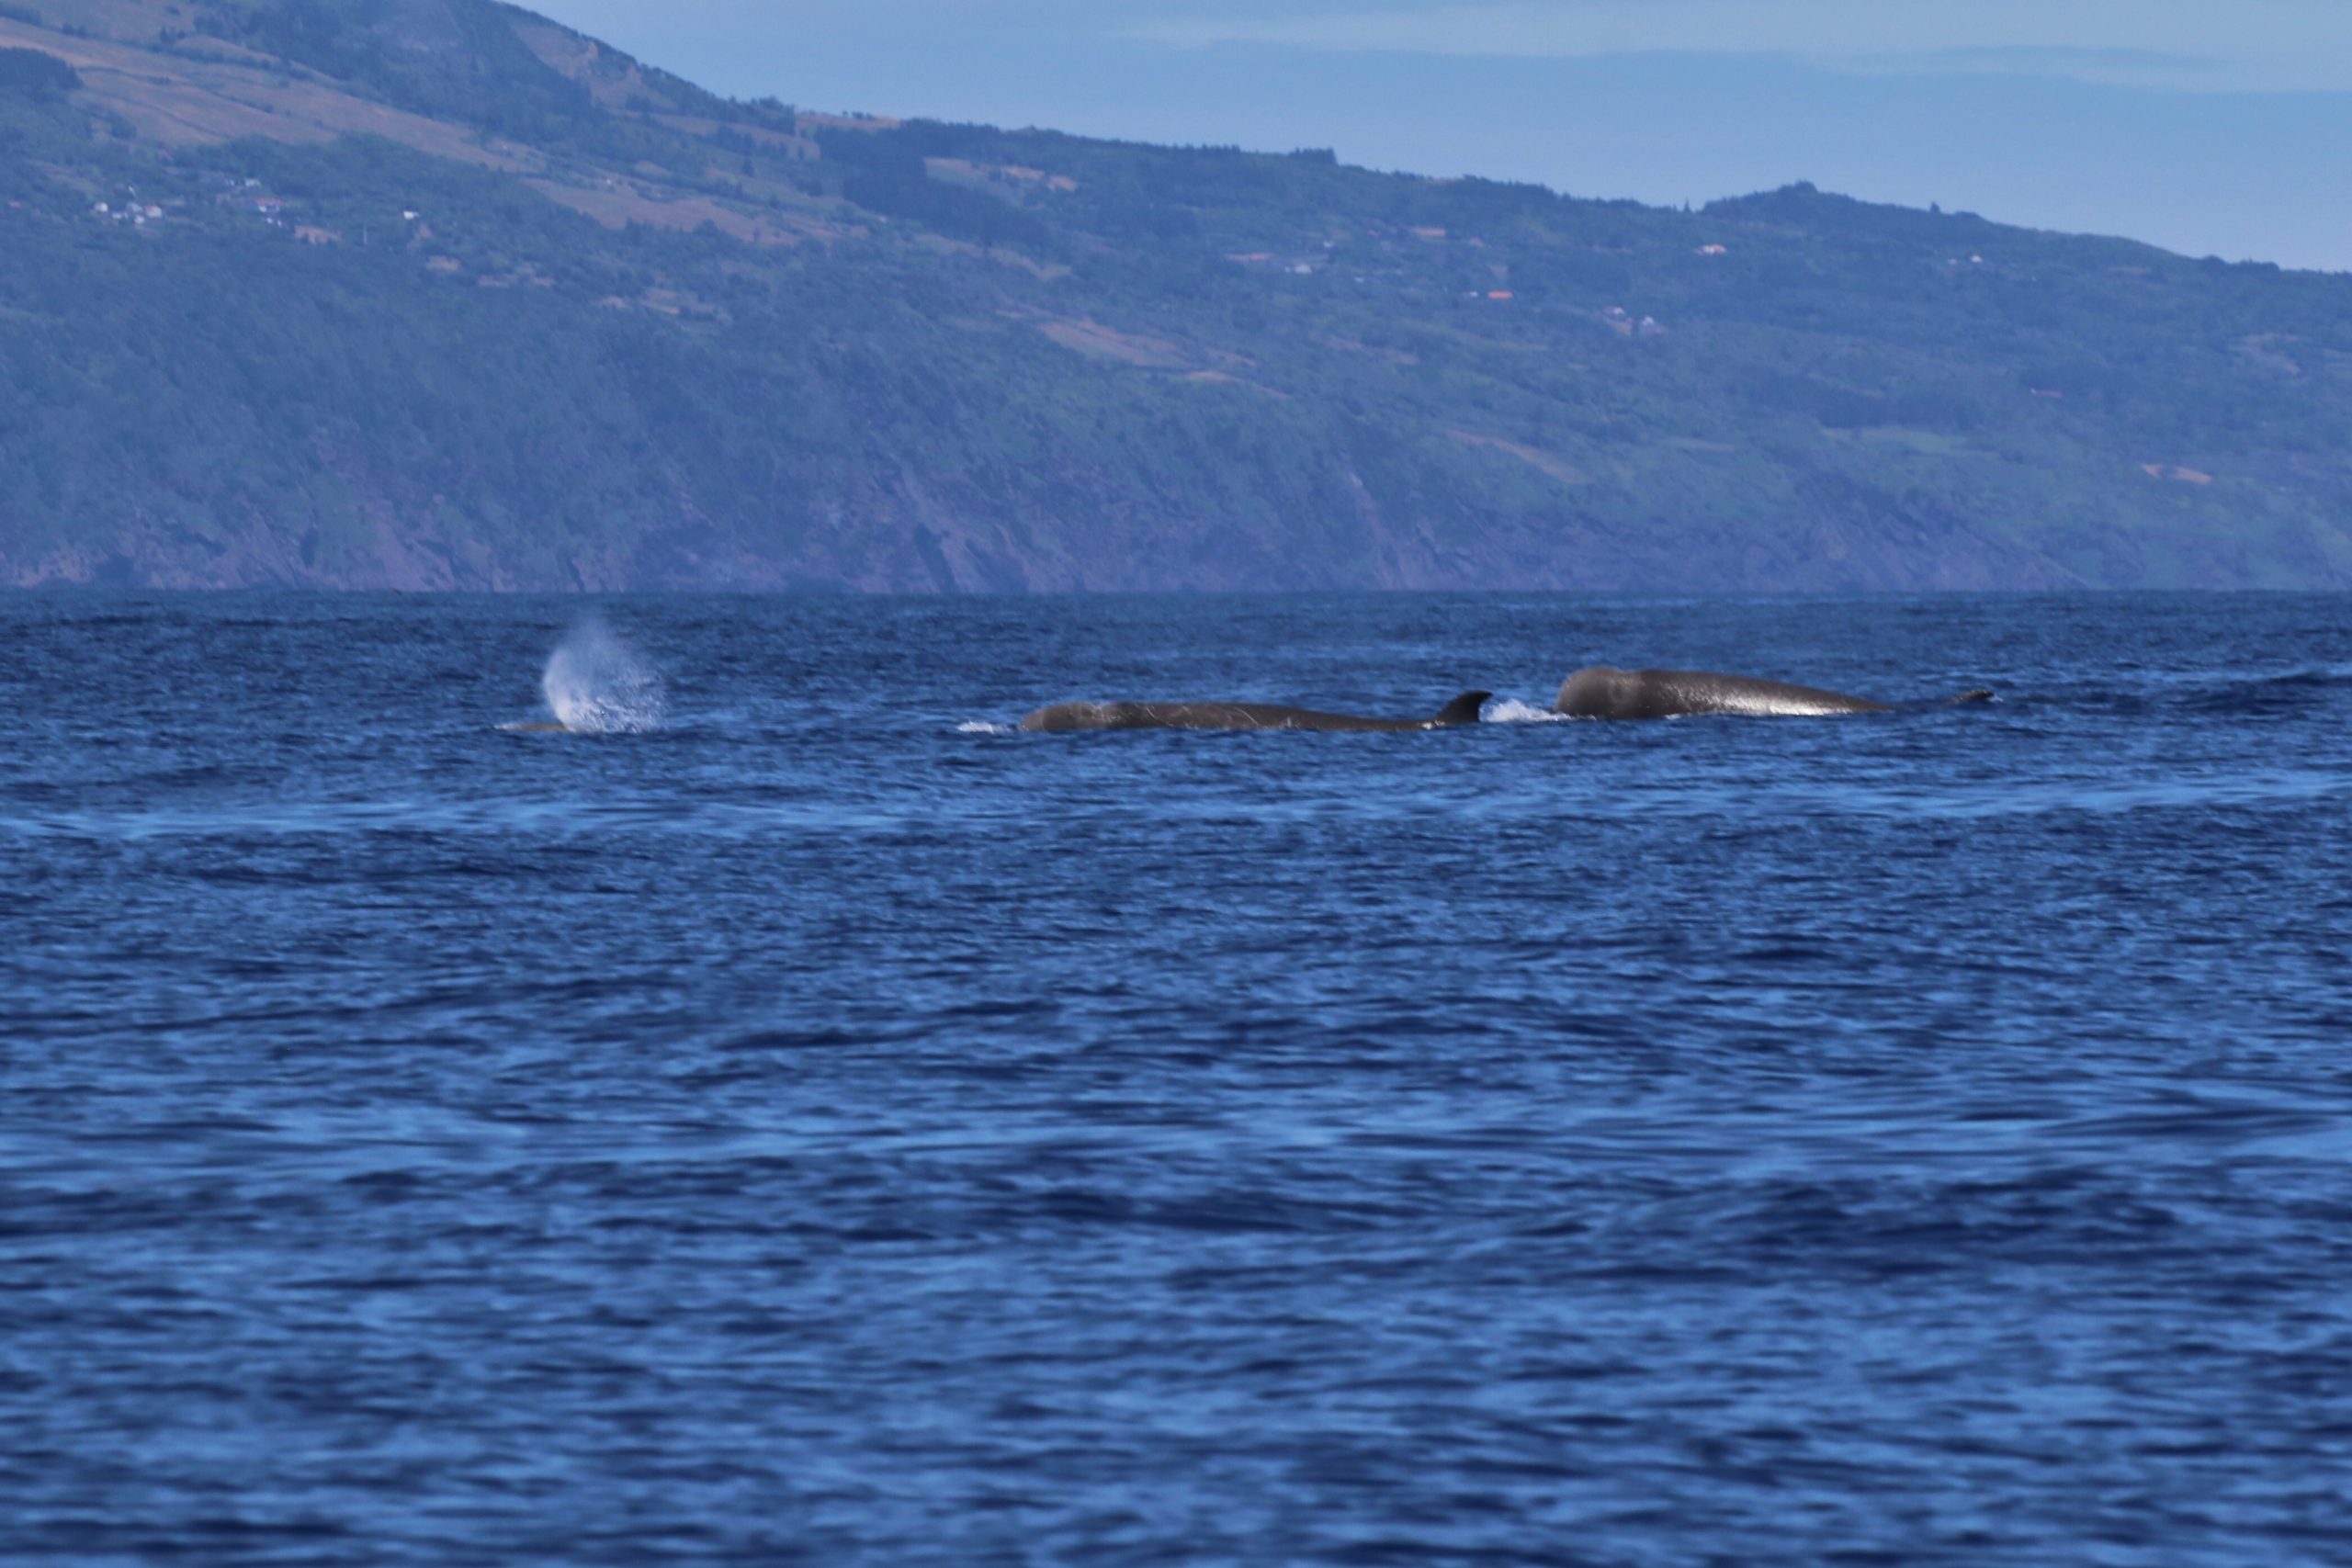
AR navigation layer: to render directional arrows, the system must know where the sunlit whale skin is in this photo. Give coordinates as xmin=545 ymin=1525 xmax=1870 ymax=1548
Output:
xmin=499 ymin=720 xmax=575 ymax=733
xmin=1020 ymin=691 xmax=1492 ymax=733
xmin=1554 ymin=667 xmax=1993 ymax=719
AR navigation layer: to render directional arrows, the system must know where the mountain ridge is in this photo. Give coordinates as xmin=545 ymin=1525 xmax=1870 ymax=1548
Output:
xmin=2 ymin=0 xmax=2347 ymax=591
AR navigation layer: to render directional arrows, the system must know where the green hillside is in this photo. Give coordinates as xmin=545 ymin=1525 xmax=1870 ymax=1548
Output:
xmin=2 ymin=0 xmax=2348 ymax=590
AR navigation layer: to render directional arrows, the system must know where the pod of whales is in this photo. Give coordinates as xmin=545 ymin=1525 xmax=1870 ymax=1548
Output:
xmin=1555 ymin=666 xmax=1994 ymax=719
xmin=1020 ymin=691 xmax=1492 ymax=733
xmin=1015 ymin=670 xmax=1994 ymax=731
xmin=503 ymin=669 xmax=1996 ymax=734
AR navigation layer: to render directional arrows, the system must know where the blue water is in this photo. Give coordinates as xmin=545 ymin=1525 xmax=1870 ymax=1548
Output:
xmin=5 ymin=592 xmax=2350 ymax=1565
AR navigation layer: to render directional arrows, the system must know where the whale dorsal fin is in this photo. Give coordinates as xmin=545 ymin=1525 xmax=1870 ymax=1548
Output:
xmin=1430 ymin=691 xmax=1492 ymax=727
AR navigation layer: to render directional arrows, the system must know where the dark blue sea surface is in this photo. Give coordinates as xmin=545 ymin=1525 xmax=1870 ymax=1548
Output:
xmin=5 ymin=592 xmax=2351 ymax=1565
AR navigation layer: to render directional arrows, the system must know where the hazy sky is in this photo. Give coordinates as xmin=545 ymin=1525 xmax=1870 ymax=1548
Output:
xmin=533 ymin=1 xmax=2352 ymax=272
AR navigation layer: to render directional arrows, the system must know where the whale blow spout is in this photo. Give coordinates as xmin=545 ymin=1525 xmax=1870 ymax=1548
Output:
xmin=1021 ymin=690 xmax=1492 ymax=733
xmin=540 ymin=615 xmax=667 ymax=734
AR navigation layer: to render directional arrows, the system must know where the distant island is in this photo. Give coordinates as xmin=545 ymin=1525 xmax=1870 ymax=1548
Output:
xmin=3 ymin=0 xmax=2348 ymax=591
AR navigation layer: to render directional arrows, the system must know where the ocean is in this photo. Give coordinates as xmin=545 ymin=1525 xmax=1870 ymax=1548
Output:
xmin=5 ymin=591 xmax=2349 ymax=1564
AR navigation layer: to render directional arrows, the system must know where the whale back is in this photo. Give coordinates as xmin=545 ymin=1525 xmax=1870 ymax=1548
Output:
xmin=1555 ymin=666 xmax=1894 ymax=719
xmin=1020 ymin=691 xmax=1491 ymax=732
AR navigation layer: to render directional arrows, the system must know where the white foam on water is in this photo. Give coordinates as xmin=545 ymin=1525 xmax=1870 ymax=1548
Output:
xmin=1482 ymin=698 xmax=1571 ymax=724
xmin=541 ymin=615 xmax=667 ymax=734
xmin=957 ymin=720 xmax=1016 ymax=735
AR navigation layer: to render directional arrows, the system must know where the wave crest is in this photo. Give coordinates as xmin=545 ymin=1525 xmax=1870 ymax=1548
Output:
xmin=1482 ymin=698 xmax=1569 ymax=724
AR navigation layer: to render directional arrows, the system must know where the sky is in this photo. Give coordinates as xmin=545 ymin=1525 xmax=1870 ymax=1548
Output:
xmin=531 ymin=1 xmax=2352 ymax=273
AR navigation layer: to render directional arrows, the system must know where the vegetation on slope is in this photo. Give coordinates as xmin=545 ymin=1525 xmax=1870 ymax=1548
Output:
xmin=2 ymin=0 xmax=2348 ymax=590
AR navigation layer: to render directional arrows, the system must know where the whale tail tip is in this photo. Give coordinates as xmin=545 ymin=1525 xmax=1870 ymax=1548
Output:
xmin=1430 ymin=691 xmax=1493 ymax=727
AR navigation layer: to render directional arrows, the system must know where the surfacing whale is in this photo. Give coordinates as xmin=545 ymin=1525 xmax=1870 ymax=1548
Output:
xmin=1555 ymin=667 xmax=1993 ymax=719
xmin=1021 ymin=691 xmax=1492 ymax=733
